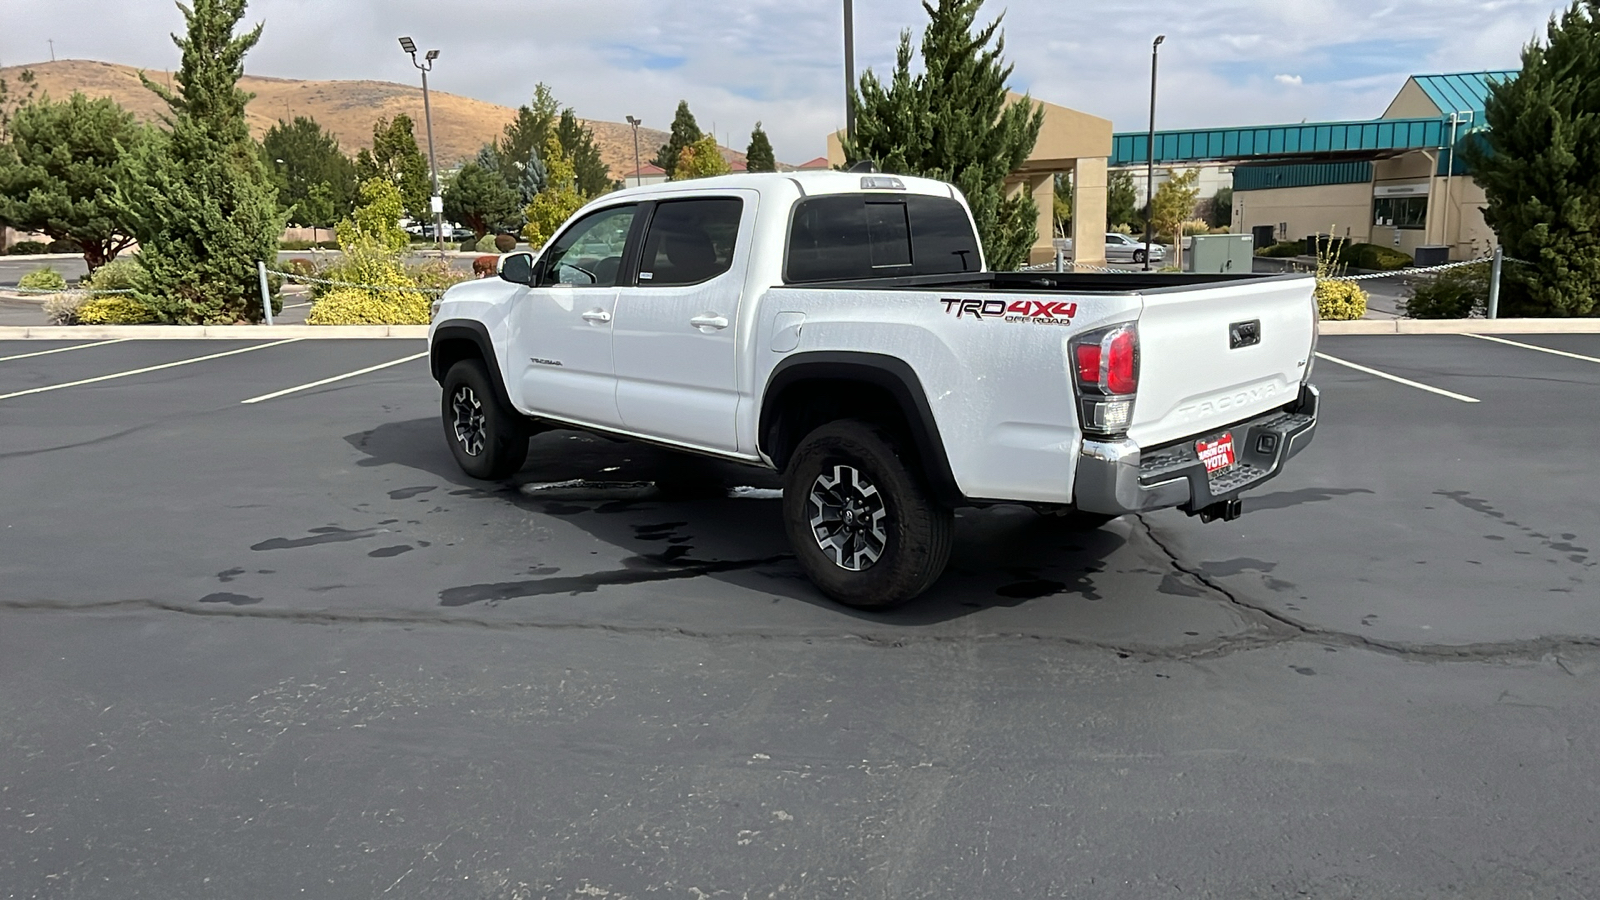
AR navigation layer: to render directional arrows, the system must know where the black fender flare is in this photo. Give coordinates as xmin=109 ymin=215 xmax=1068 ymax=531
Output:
xmin=759 ymin=351 xmax=963 ymax=505
xmin=430 ymin=319 xmax=515 ymax=411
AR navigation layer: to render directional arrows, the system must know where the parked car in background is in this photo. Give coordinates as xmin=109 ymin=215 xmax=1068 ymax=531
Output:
xmin=1055 ymin=233 xmax=1167 ymax=265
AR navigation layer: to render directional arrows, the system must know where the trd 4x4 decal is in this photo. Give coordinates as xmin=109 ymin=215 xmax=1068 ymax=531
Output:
xmin=942 ymin=298 xmax=1077 ymax=326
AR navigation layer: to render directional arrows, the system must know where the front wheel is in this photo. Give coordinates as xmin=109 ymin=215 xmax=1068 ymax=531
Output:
xmin=1133 ymin=249 xmax=1146 ymax=263
xmin=441 ymin=358 xmax=529 ymax=480
xmin=782 ymin=420 xmax=953 ymax=609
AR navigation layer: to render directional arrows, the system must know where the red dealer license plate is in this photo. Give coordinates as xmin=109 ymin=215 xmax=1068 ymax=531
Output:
xmin=1196 ymin=432 xmax=1237 ymax=474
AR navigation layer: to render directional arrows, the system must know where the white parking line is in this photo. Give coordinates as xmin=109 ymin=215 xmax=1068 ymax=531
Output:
xmin=0 ymin=339 xmax=124 ymax=363
xmin=240 ymin=351 xmax=427 ymax=404
xmin=0 ymin=339 xmax=302 ymax=402
xmin=282 ymin=302 xmax=312 ymax=309
xmin=1464 ymin=333 xmax=1600 ymax=365
xmin=1314 ymin=352 xmax=1480 ymax=403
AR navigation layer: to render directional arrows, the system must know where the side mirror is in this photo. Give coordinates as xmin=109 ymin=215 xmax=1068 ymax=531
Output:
xmin=498 ymin=251 xmax=536 ymax=286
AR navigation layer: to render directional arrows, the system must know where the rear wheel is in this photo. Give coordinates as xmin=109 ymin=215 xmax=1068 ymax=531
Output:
xmin=441 ymin=358 xmax=529 ymax=480
xmin=1133 ymin=249 xmax=1147 ymax=263
xmin=782 ymin=420 xmax=953 ymax=609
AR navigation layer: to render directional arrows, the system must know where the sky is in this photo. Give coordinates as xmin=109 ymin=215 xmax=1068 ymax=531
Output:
xmin=0 ymin=0 xmax=1568 ymax=164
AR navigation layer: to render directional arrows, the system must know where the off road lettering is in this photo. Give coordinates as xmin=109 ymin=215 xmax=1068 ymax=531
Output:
xmin=942 ymin=298 xmax=1076 ymax=325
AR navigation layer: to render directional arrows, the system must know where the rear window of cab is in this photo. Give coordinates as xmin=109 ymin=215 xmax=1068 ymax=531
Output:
xmin=785 ymin=194 xmax=982 ymax=283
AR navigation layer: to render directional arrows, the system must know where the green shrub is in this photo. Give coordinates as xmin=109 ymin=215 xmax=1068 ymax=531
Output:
xmin=472 ymin=233 xmax=500 ymax=254
xmin=7 ymin=240 xmax=50 ymax=255
xmin=46 ymin=239 xmax=81 ymax=253
xmin=494 ymin=233 xmax=517 ymax=253
xmin=306 ymin=287 xmax=431 ymax=325
xmin=409 ymin=258 xmax=471 ymax=293
xmin=1339 ymin=242 xmax=1411 ymax=271
xmin=278 ymin=239 xmax=340 ymax=251
xmin=1257 ymin=241 xmax=1304 ymax=258
xmin=1401 ymin=262 xmax=1490 ymax=319
xmin=1315 ymin=280 xmax=1368 ymax=320
xmin=284 ymin=258 xmax=317 ymax=278
xmin=76 ymin=296 xmax=160 ymax=324
xmin=18 ymin=267 xmax=67 ymax=291
xmin=86 ymin=258 xmax=149 ymax=293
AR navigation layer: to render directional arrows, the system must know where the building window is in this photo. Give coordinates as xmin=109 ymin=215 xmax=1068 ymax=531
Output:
xmin=1374 ymin=196 xmax=1427 ymax=230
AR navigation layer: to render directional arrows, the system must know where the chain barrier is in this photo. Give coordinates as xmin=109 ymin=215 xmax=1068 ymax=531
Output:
xmin=264 ymin=269 xmax=448 ymax=295
xmin=1 ymin=286 xmax=137 ymax=295
xmin=1322 ymin=256 xmax=1497 ymax=282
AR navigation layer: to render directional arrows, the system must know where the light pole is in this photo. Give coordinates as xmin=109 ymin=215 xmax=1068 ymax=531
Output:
xmin=843 ymin=0 xmax=856 ymax=144
xmin=399 ymin=36 xmax=444 ymax=253
xmin=1441 ymin=109 xmax=1472 ymax=261
xmin=1143 ymin=34 xmax=1164 ymax=272
xmin=626 ymin=115 xmax=643 ymax=187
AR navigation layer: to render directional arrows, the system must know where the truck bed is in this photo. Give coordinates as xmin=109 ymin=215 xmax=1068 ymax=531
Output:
xmin=778 ymin=271 xmax=1309 ymax=294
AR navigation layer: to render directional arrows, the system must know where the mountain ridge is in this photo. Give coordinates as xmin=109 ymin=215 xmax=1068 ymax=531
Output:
xmin=0 ymin=59 xmax=750 ymax=181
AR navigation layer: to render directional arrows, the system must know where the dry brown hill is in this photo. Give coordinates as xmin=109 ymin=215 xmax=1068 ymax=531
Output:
xmin=2 ymin=59 xmax=747 ymax=180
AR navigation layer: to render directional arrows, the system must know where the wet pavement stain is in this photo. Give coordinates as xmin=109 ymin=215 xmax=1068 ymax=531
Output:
xmin=1292 ymin=666 xmax=1316 ymax=676
xmin=368 ymin=545 xmax=413 ymax=558
xmin=216 ymin=567 xmax=246 ymax=583
xmin=198 ymin=592 xmax=261 ymax=606
xmin=995 ymin=579 xmax=1068 ymax=600
xmin=1157 ymin=572 xmax=1208 ymax=597
xmin=1436 ymin=490 xmax=1591 ymax=567
xmin=388 ymin=486 xmax=436 ymax=500
xmin=437 ymin=555 xmax=790 ymax=606
xmin=251 ymin=526 xmax=381 ymax=551
xmin=1247 ymin=487 xmax=1374 ymax=512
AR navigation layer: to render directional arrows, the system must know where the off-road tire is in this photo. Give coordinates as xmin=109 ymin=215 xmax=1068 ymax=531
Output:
xmin=782 ymin=419 xmax=954 ymax=609
xmin=441 ymin=358 xmax=529 ymax=480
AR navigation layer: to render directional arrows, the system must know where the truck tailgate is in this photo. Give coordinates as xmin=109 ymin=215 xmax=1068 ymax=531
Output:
xmin=1130 ymin=274 xmax=1316 ymax=448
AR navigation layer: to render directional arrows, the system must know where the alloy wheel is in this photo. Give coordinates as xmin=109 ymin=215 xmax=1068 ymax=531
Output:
xmin=807 ymin=464 xmax=889 ymax=571
xmin=451 ymin=385 xmax=487 ymax=457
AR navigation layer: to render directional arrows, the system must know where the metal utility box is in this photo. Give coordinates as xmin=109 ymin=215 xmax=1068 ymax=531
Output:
xmin=1187 ymin=234 xmax=1255 ymax=274
xmin=1414 ymin=245 xmax=1449 ymax=267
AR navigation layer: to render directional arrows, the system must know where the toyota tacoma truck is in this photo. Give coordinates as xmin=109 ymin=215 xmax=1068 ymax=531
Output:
xmin=428 ymin=171 xmax=1319 ymax=608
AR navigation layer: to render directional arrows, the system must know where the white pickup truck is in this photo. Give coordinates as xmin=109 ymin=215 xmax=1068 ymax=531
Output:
xmin=428 ymin=171 xmax=1320 ymax=608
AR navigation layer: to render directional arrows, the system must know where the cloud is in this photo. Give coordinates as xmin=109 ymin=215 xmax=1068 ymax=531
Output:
xmin=1275 ymin=74 xmax=1304 ymax=86
xmin=0 ymin=0 xmax=1565 ymax=161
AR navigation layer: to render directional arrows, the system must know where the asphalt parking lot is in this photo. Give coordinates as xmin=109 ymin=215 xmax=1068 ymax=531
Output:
xmin=2 ymin=333 xmax=1597 ymax=898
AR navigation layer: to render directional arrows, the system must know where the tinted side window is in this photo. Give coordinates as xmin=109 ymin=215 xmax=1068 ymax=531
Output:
xmin=906 ymin=195 xmax=981 ymax=274
xmin=786 ymin=194 xmax=980 ymax=282
xmin=538 ymin=204 xmax=636 ymax=287
xmin=638 ymin=198 xmax=743 ymax=287
xmin=787 ymin=196 xmax=870 ymax=282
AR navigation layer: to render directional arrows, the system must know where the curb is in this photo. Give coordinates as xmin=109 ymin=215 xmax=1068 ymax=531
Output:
xmin=0 ymin=325 xmax=429 ymax=339
xmin=1319 ymin=318 xmax=1600 ymax=335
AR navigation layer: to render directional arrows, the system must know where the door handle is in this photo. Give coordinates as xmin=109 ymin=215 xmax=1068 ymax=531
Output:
xmin=689 ymin=313 xmax=729 ymax=331
xmin=581 ymin=308 xmax=612 ymax=324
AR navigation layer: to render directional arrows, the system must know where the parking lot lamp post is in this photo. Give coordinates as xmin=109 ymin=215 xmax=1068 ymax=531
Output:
xmin=1442 ymin=110 xmax=1471 ymax=261
xmin=1143 ymin=34 xmax=1164 ymax=272
xmin=399 ymin=37 xmax=444 ymax=253
xmin=844 ymin=0 xmax=856 ymax=143
xmin=626 ymin=116 xmax=643 ymax=187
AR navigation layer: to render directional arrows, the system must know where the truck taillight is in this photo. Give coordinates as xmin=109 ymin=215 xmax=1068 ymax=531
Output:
xmin=1071 ymin=323 xmax=1139 ymax=437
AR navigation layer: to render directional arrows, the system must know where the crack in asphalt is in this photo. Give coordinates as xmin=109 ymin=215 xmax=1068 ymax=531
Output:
xmin=3 ymin=589 xmax=1598 ymax=667
xmin=1133 ymin=514 xmax=1600 ymax=665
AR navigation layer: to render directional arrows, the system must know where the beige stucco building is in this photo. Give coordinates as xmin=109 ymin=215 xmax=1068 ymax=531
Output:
xmin=826 ymin=94 xmax=1113 ymax=266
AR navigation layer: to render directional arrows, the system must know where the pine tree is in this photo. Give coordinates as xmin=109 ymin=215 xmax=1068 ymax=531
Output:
xmin=497 ymin=84 xmax=560 ymax=177
xmin=443 ymin=161 xmax=521 ymax=237
xmin=841 ymin=0 xmax=1043 ymax=270
xmin=262 ymin=115 xmax=356 ymax=228
xmin=745 ymin=122 xmax=776 ymax=173
xmin=651 ymin=101 xmax=702 ymax=179
xmin=521 ymin=135 xmax=585 ymax=249
xmin=558 ymin=108 xmax=611 ymax=197
xmin=120 ymin=0 xmax=284 ymax=324
xmin=1464 ymin=0 xmax=1600 ymax=317
xmin=0 ymin=92 xmax=147 ymax=269
xmin=1106 ymin=169 xmax=1138 ymax=230
xmin=354 ymin=114 xmax=432 ymax=223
